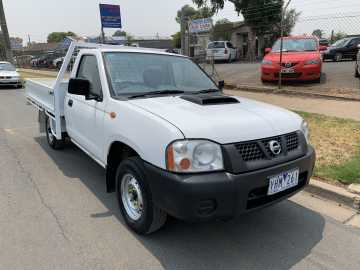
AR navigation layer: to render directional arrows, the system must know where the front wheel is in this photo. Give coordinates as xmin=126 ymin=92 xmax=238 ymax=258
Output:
xmin=355 ymin=64 xmax=360 ymax=78
xmin=116 ymin=157 xmax=167 ymax=234
xmin=45 ymin=116 xmax=65 ymax=149
xmin=334 ymin=53 xmax=342 ymax=62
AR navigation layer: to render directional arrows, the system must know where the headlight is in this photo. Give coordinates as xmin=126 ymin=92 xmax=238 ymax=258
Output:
xmin=166 ymin=140 xmax=224 ymax=173
xmin=262 ymin=59 xmax=273 ymax=65
xmin=12 ymin=76 xmax=20 ymax=79
xmin=305 ymin=59 xmax=320 ymax=65
xmin=301 ymin=120 xmax=310 ymax=144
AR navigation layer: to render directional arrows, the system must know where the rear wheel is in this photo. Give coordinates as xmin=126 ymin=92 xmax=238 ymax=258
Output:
xmin=116 ymin=157 xmax=167 ymax=234
xmin=45 ymin=116 xmax=65 ymax=149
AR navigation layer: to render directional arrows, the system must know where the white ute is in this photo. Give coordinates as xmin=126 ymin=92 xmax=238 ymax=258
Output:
xmin=26 ymin=42 xmax=315 ymax=234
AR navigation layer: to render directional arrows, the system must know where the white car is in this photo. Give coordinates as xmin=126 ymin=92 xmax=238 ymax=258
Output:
xmin=206 ymin=41 xmax=237 ymax=62
xmin=26 ymin=42 xmax=315 ymax=235
xmin=0 ymin=61 xmax=22 ymax=88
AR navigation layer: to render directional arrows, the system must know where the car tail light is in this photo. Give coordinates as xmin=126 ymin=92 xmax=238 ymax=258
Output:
xmin=224 ymin=49 xmax=228 ymax=54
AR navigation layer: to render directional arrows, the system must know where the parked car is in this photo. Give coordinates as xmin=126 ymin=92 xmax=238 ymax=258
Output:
xmin=355 ymin=44 xmax=360 ymax=78
xmin=0 ymin=61 xmax=22 ymax=88
xmin=261 ymin=36 xmax=322 ymax=83
xmin=206 ymin=41 xmax=237 ymax=62
xmin=53 ymin=57 xmax=64 ymax=70
xmin=26 ymin=42 xmax=315 ymax=235
xmin=323 ymin=36 xmax=360 ymax=61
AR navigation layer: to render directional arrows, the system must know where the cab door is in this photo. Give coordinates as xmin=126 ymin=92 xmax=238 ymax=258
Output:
xmin=65 ymin=54 xmax=105 ymax=160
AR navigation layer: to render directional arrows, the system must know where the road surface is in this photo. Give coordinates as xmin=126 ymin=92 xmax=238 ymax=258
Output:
xmin=0 ymin=87 xmax=359 ymax=270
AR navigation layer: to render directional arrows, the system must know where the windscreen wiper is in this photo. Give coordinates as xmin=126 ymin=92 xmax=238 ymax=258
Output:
xmin=129 ymin=90 xmax=185 ymax=99
xmin=194 ymin=89 xmax=221 ymax=94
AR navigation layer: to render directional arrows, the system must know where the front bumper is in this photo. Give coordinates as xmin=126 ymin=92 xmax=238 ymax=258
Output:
xmin=145 ymin=146 xmax=316 ymax=222
xmin=0 ymin=79 xmax=22 ymax=86
xmin=261 ymin=65 xmax=321 ymax=81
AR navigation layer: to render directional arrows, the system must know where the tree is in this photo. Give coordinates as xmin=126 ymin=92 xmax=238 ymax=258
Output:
xmin=312 ymin=29 xmax=324 ymax=39
xmin=331 ymin=31 xmax=347 ymax=43
xmin=172 ymin=32 xmax=181 ymax=48
xmin=113 ymin=30 xmax=127 ymax=37
xmin=193 ymin=0 xmax=299 ymax=59
xmin=213 ymin=19 xmax=233 ymax=40
xmin=176 ymin=4 xmax=215 ymax=24
xmin=47 ymin=31 xmax=76 ymax=43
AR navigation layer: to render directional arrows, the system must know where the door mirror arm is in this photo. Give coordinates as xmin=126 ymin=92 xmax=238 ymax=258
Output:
xmin=85 ymin=93 xmax=103 ymax=102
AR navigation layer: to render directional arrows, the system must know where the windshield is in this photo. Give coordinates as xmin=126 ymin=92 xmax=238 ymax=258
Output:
xmin=208 ymin=42 xmax=225 ymax=49
xmin=331 ymin=38 xmax=350 ymax=48
xmin=0 ymin=63 xmax=16 ymax=71
xmin=103 ymin=52 xmax=217 ymax=96
xmin=272 ymin=38 xmax=318 ymax=52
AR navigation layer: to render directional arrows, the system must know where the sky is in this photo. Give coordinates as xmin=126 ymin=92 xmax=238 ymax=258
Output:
xmin=3 ymin=0 xmax=360 ymax=44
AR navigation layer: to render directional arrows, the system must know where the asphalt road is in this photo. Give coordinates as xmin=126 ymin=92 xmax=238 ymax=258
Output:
xmin=216 ymin=60 xmax=360 ymax=90
xmin=1 ymin=88 xmax=360 ymax=270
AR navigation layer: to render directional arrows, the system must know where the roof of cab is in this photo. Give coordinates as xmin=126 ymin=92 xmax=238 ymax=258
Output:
xmin=96 ymin=46 xmax=187 ymax=58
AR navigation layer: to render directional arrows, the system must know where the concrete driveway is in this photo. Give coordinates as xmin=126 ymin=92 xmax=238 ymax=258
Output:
xmin=0 ymin=88 xmax=360 ymax=270
xmin=216 ymin=60 xmax=360 ymax=91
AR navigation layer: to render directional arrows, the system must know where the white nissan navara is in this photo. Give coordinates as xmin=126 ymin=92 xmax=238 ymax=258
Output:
xmin=26 ymin=42 xmax=316 ymax=234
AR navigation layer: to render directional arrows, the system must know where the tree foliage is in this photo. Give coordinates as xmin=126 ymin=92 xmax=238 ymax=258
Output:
xmin=193 ymin=0 xmax=299 ymax=38
xmin=213 ymin=19 xmax=233 ymax=40
xmin=113 ymin=30 xmax=127 ymax=37
xmin=331 ymin=31 xmax=347 ymax=43
xmin=47 ymin=31 xmax=76 ymax=43
xmin=171 ymin=32 xmax=181 ymax=48
xmin=176 ymin=4 xmax=215 ymax=23
xmin=312 ymin=29 xmax=324 ymax=39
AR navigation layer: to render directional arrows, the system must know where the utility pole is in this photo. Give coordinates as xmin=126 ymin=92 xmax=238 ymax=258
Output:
xmin=0 ymin=0 xmax=13 ymax=62
xmin=278 ymin=0 xmax=292 ymax=89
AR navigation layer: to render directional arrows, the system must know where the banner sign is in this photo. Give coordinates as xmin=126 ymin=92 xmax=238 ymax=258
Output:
xmin=189 ymin=18 xmax=213 ymax=34
xmin=99 ymin=4 xmax=122 ymax=28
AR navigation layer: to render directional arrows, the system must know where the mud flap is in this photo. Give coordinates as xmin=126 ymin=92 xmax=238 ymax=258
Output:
xmin=38 ymin=111 xmax=46 ymax=134
xmin=106 ymin=165 xmax=116 ymax=193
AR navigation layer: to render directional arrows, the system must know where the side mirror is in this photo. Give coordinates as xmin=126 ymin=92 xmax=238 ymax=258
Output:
xmin=218 ymin=80 xmax=225 ymax=90
xmin=68 ymin=78 xmax=90 ymax=97
xmin=264 ymin=48 xmax=272 ymax=54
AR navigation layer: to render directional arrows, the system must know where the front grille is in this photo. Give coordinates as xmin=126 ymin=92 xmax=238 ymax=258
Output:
xmin=235 ymin=142 xmax=265 ymax=162
xmin=0 ymin=76 xmax=12 ymax=79
xmin=235 ymin=132 xmax=299 ymax=162
xmin=280 ymin=62 xmax=298 ymax=68
xmin=262 ymin=136 xmax=282 ymax=158
xmin=275 ymin=73 xmax=302 ymax=78
xmin=286 ymin=133 xmax=299 ymax=151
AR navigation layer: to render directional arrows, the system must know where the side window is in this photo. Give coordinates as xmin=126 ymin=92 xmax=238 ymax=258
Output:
xmin=227 ymin=42 xmax=234 ymax=49
xmin=77 ymin=55 xmax=102 ymax=97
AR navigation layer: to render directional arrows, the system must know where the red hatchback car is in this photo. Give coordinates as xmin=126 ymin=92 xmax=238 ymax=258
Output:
xmin=261 ymin=36 xmax=322 ymax=83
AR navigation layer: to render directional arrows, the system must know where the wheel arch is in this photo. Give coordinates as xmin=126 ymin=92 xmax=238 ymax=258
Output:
xmin=106 ymin=140 xmax=141 ymax=193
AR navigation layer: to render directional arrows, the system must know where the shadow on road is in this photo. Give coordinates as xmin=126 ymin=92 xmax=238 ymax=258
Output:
xmin=36 ymin=137 xmax=325 ymax=270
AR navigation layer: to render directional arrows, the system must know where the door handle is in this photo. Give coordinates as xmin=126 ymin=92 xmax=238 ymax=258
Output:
xmin=68 ymin=99 xmax=73 ymax=107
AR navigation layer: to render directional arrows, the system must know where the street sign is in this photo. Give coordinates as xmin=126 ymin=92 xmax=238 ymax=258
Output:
xmin=189 ymin=18 xmax=213 ymax=34
xmin=99 ymin=4 xmax=122 ymax=28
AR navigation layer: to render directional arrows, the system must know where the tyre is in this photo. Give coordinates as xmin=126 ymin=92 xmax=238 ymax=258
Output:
xmin=334 ymin=53 xmax=342 ymax=62
xmin=56 ymin=62 xmax=63 ymax=70
xmin=45 ymin=116 xmax=65 ymax=149
xmin=355 ymin=64 xmax=360 ymax=78
xmin=116 ymin=157 xmax=167 ymax=234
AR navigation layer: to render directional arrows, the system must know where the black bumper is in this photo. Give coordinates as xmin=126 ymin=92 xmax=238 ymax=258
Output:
xmin=145 ymin=146 xmax=316 ymax=222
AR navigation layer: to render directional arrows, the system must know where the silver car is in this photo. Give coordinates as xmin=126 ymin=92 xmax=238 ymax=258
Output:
xmin=0 ymin=62 xmax=22 ymax=88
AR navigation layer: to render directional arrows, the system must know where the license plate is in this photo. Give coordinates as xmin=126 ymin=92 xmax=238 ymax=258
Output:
xmin=267 ymin=168 xmax=299 ymax=195
xmin=281 ymin=68 xmax=295 ymax=74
